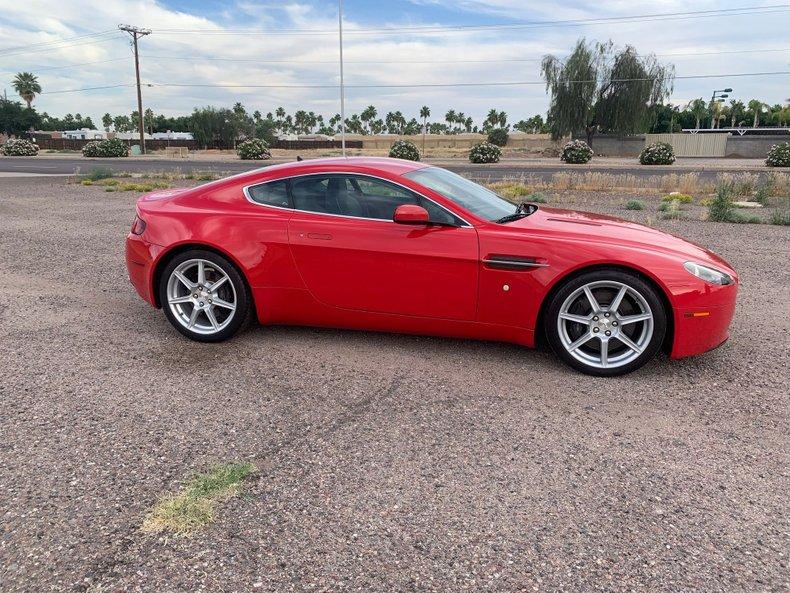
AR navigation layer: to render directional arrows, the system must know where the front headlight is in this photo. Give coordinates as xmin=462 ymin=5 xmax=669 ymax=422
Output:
xmin=684 ymin=261 xmax=733 ymax=285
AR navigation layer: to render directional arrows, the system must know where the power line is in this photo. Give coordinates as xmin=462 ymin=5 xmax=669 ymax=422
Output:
xmin=39 ymin=83 xmax=135 ymax=95
xmin=0 ymin=30 xmax=117 ymax=53
xmin=149 ymin=5 xmax=790 ymax=36
xmin=145 ymin=70 xmax=790 ymax=90
xmin=0 ymin=33 xmax=122 ymax=57
xmin=132 ymin=47 xmax=790 ymax=66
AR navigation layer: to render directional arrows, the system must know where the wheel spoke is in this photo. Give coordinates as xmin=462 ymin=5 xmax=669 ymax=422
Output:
xmin=210 ymin=275 xmax=228 ymax=292
xmin=187 ymin=307 xmax=200 ymax=329
xmin=619 ymin=312 xmax=652 ymax=325
xmin=583 ymin=286 xmax=600 ymax=312
xmin=616 ymin=333 xmax=643 ymax=354
xmin=205 ymin=307 xmax=219 ymax=330
xmin=173 ymin=271 xmax=195 ymax=290
xmin=197 ymin=260 xmax=206 ymax=286
xmin=599 ymin=337 xmax=609 ymax=368
xmin=168 ymin=295 xmax=192 ymax=305
xmin=567 ymin=331 xmax=594 ymax=352
xmin=609 ymin=285 xmax=628 ymax=314
xmin=212 ymin=297 xmax=235 ymax=311
xmin=560 ymin=312 xmax=591 ymax=325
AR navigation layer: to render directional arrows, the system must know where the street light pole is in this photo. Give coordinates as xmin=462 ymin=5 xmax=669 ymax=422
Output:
xmin=119 ymin=24 xmax=151 ymax=154
xmin=709 ymin=88 xmax=732 ymax=129
xmin=338 ymin=0 xmax=346 ymax=157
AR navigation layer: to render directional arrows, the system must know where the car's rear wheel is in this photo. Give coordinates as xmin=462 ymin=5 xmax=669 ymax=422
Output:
xmin=159 ymin=250 xmax=250 ymax=342
xmin=546 ymin=269 xmax=666 ymax=376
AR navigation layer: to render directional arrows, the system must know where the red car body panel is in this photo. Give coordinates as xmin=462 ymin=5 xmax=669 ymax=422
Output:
xmin=125 ymin=157 xmax=737 ymax=359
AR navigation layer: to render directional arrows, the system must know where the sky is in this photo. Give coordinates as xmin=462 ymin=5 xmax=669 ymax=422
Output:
xmin=0 ymin=0 xmax=788 ymax=127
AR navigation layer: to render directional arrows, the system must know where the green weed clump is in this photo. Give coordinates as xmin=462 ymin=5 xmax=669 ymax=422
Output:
xmin=142 ymin=462 xmax=255 ymax=535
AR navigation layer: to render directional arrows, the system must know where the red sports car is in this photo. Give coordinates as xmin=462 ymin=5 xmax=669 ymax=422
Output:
xmin=125 ymin=157 xmax=737 ymax=376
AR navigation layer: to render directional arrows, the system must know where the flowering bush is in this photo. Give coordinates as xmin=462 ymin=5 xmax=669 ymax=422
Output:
xmin=469 ymin=141 xmax=501 ymax=163
xmin=1 ymin=138 xmax=39 ymax=156
xmin=766 ymin=142 xmax=790 ymax=167
xmin=236 ymin=138 xmax=271 ymax=160
xmin=661 ymin=192 xmax=693 ymax=203
xmin=388 ymin=139 xmax=420 ymax=161
xmin=560 ymin=140 xmax=593 ymax=164
xmin=82 ymin=138 xmax=128 ymax=157
xmin=639 ymin=142 xmax=675 ymax=165
xmin=487 ymin=128 xmax=509 ymax=147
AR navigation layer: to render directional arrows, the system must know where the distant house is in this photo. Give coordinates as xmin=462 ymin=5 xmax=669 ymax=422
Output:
xmin=112 ymin=131 xmax=153 ymax=140
xmin=152 ymin=131 xmax=194 ymax=140
xmin=63 ymin=128 xmax=107 ymax=140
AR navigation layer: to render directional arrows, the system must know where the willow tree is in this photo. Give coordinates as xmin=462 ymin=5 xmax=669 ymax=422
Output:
xmin=542 ymin=39 xmax=674 ymax=146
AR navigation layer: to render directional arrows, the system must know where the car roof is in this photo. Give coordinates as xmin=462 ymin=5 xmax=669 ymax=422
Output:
xmin=251 ymin=156 xmax=429 ymax=178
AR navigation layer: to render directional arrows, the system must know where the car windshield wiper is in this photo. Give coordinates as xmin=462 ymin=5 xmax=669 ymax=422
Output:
xmin=495 ymin=202 xmax=537 ymax=224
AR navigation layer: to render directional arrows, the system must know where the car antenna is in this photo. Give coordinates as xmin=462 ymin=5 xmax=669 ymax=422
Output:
xmin=296 ymin=155 xmax=303 ymax=161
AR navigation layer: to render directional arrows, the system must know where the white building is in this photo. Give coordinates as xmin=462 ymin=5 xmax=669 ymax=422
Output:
xmin=152 ymin=131 xmax=194 ymax=140
xmin=63 ymin=128 xmax=107 ymax=140
xmin=113 ymin=131 xmax=153 ymax=140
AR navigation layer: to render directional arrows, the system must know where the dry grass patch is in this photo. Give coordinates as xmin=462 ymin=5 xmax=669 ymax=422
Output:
xmin=142 ymin=462 xmax=255 ymax=535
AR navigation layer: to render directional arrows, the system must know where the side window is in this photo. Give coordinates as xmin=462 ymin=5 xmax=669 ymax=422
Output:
xmin=247 ymin=180 xmax=290 ymax=208
xmin=345 ymin=176 xmax=418 ymax=220
xmin=290 ymin=176 xmax=331 ymax=213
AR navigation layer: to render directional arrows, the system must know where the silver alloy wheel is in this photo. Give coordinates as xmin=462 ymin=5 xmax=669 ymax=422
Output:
xmin=166 ymin=258 xmax=237 ymax=335
xmin=557 ymin=280 xmax=654 ymax=370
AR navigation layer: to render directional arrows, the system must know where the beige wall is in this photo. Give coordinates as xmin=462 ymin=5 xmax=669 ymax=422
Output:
xmin=345 ymin=132 xmax=561 ymax=151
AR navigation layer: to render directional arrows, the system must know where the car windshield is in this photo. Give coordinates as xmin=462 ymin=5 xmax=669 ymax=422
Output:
xmin=404 ymin=166 xmax=518 ymax=222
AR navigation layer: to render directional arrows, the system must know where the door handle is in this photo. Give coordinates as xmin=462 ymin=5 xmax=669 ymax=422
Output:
xmin=306 ymin=232 xmax=333 ymax=240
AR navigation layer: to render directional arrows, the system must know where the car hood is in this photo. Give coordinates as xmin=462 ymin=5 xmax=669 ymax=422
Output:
xmin=505 ymin=206 xmax=735 ymax=273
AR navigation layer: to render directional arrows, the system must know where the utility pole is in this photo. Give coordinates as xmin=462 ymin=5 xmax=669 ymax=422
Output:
xmin=338 ymin=0 xmax=346 ymax=157
xmin=119 ymin=24 xmax=151 ymax=154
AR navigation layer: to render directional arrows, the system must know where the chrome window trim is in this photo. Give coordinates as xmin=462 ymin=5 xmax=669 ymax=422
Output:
xmin=243 ymin=171 xmax=473 ymax=228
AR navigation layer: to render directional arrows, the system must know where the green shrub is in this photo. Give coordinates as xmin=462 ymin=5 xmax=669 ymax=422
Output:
xmin=708 ymin=181 xmax=736 ymax=222
xmin=525 ymin=192 xmax=548 ymax=203
xmin=766 ymin=142 xmax=790 ymax=167
xmin=85 ymin=166 xmax=114 ymax=180
xmin=625 ymin=199 xmax=645 ymax=210
xmin=1 ymin=138 xmax=39 ymax=156
xmin=560 ymin=140 xmax=593 ymax=164
xmin=469 ymin=141 xmax=501 ymax=164
xmin=639 ymin=142 xmax=675 ymax=165
xmin=82 ymin=138 xmax=128 ymax=158
xmin=661 ymin=192 xmax=693 ymax=203
xmin=660 ymin=199 xmax=684 ymax=219
xmin=236 ymin=138 xmax=270 ymax=160
xmin=388 ymin=139 xmax=420 ymax=161
xmin=771 ymin=210 xmax=790 ymax=225
xmin=753 ymin=175 xmax=775 ymax=205
xmin=487 ymin=128 xmax=509 ymax=147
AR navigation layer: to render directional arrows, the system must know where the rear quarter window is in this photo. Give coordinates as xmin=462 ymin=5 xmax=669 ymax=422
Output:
xmin=246 ymin=180 xmax=290 ymax=208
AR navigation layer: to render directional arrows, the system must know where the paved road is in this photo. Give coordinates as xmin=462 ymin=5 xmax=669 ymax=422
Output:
xmin=0 ymin=156 xmax=768 ymax=181
xmin=2 ymin=176 xmax=787 ymax=592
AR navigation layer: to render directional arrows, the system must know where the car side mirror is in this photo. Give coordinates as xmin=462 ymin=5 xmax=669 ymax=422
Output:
xmin=393 ymin=204 xmax=430 ymax=224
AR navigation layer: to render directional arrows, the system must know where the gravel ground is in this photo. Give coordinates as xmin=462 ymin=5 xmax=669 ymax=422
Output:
xmin=1 ymin=177 xmax=788 ymax=593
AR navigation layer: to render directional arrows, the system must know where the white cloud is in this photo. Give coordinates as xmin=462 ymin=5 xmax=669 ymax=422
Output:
xmin=0 ymin=0 xmax=787 ymax=127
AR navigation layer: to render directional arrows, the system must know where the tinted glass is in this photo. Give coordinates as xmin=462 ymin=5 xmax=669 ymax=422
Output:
xmin=404 ymin=166 xmax=516 ymax=222
xmin=247 ymin=180 xmax=290 ymax=208
xmin=287 ymin=174 xmax=459 ymax=224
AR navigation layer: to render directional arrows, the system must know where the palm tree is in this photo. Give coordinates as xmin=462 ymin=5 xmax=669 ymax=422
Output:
xmin=13 ymin=72 xmax=42 ymax=108
xmin=729 ymin=100 xmax=745 ymax=127
xmin=419 ymin=106 xmax=430 ymax=153
xmin=445 ymin=110 xmax=456 ymax=133
xmin=485 ymin=109 xmax=499 ymax=130
xmin=498 ymin=110 xmax=508 ymax=129
xmin=747 ymin=99 xmax=766 ymax=128
xmin=360 ymin=105 xmax=377 ymax=134
xmin=686 ymin=99 xmax=708 ymax=130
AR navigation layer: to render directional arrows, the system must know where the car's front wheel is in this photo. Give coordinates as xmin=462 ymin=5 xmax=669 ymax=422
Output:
xmin=546 ymin=269 xmax=666 ymax=376
xmin=159 ymin=250 xmax=251 ymax=342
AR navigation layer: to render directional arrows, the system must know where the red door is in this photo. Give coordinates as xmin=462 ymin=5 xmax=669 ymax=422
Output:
xmin=286 ymin=174 xmax=479 ymax=321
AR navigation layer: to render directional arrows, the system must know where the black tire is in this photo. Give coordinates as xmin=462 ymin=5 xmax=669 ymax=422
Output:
xmin=545 ymin=269 xmax=666 ymax=377
xmin=159 ymin=249 xmax=252 ymax=342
